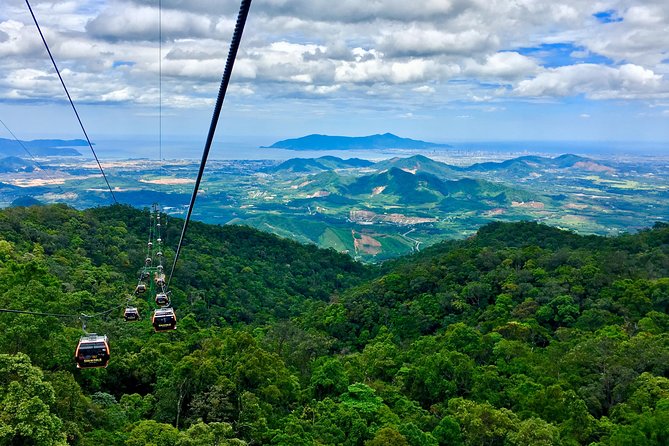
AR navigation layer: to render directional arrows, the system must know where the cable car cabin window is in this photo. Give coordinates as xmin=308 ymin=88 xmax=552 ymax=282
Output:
xmin=152 ymin=308 xmax=177 ymax=332
xmin=75 ymin=335 xmax=110 ymax=369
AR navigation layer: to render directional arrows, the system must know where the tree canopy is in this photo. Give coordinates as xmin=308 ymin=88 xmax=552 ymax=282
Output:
xmin=1 ymin=204 xmax=668 ymax=445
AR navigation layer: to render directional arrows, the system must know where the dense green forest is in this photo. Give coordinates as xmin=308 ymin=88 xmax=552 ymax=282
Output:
xmin=1 ymin=204 xmax=668 ymax=445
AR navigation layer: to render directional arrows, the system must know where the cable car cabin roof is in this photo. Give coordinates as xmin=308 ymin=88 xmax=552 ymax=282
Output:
xmin=154 ymin=307 xmax=175 ymax=316
xmin=79 ymin=333 xmax=108 ymax=343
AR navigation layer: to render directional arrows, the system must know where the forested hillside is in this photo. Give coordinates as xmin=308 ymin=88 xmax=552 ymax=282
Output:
xmin=1 ymin=204 xmax=668 ymax=445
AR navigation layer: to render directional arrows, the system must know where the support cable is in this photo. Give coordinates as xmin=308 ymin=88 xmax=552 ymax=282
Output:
xmin=166 ymin=0 xmax=252 ymax=289
xmin=0 ymin=298 xmax=132 ymax=320
xmin=25 ymin=0 xmax=117 ymax=204
xmin=159 ymin=0 xmax=163 ymax=177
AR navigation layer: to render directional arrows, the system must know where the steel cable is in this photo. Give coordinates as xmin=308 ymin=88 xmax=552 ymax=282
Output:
xmin=167 ymin=0 xmax=252 ymax=290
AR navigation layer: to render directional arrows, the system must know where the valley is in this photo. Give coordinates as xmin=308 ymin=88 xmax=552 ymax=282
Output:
xmin=0 ymin=152 xmax=667 ymax=261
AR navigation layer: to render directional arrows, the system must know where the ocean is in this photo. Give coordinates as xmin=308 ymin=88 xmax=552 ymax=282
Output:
xmin=89 ymin=138 xmax=669 ymax=163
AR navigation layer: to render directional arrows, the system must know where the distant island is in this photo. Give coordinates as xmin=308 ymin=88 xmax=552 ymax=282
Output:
xmin=264 ymin=133 xmax=452 ymax=151
xmin=0 ymin=138 xmax=85 ymax=157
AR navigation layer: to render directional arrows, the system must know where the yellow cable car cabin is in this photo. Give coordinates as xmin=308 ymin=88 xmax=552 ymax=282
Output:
xmin=155 ymin=274 xmax=166 ymax=287
xmin=152 ymin=307 xmax=177 ymax=332
xmin=124 ymin=306 xmax=140 ymax=321
xmin=74 ymin=334 xmax=110 ymax=369
xmin=155 ymin=292 xmax=170 ymax=306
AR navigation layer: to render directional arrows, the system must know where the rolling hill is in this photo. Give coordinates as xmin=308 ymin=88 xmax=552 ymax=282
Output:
xmin=0 ymin=156 xmax=38 ymax=173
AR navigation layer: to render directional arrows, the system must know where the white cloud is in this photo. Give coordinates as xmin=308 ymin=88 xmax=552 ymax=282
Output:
xmin=513 ymin=64 xmax=666 ymax=99
xmin=1 ymin=0 xmax=668 ymax=116
xmin=413 ymin=85 xmax=435 ymax=94
xmin=379 ymin=27 xmax=498 ymax=57
xmin=465 ymin=52 xmax=539 ymax=80
xmin=86 ymin=3 xmax=213 ymax=41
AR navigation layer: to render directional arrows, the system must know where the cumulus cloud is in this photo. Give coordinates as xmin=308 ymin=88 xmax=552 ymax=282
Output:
xmin=0 ymin=0 xmax=668 ymax=114
xmin=86 ymin=3 xmax=213 ymax=41
xmin=513 ymin=63 xmax=665 ymax=99
xmin=379 ymin=27 xmax=498 ymax=57
xmin=464 ymin=52 xmax=540 ymax=80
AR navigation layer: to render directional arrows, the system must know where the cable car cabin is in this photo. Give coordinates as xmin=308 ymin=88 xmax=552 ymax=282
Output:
xmin=124 ymin=307 xmax=140 ymax=321
xmin=145 ymin=257 xmax=152 ymax=266
xmin=156 ymin=251 xmax=163 ymax=257
xmin=155 ymin=292 xmax=170 ymax=306
xmin=155 ymin=274 xmax=166 ymax=287
xmin=135 ymin=283 xmax=147 ymax=294
xmin=139 ymin=271 xmax=150 ymax=281
xmin=74 ymin=334 xmax=110 ymax=369
xmin=157 ymin=238 xmax=162 ymax=244
xmin=152 ymin=308 xmax=177 ymax=332
xmin=148 ymin=241 xmax=153 ymax=249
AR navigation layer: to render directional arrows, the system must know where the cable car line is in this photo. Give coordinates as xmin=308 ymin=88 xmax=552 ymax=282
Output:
xmin=0 ymin=117 xmax=65 ymax=194
xmin=0 ymin=298 xmax=132 ymax=320
xmin=167 ymin=0 xmax=252 ymax=290
xmin=24 ymin=0 xmax=117 ymax=205
xmin=0 ymin=308 xmax=78 ymax=318
xmin=159 ymin=0 xmax=163 ymax=179
xmin=10 ymin=0 xmax=254 ymax=368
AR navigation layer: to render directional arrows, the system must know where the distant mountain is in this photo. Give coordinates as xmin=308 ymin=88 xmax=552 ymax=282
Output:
xmin=465 ymin=154 xmax=615 ymax=174
xmin=265 ymin=133 xmax=452 ymax=151
xmin=0 ymin=138 xmax=85 ymax=157
xmin=374 ymin=154 xmax=461 ymax=178
xmin=11 ymin=196 xmax=43 ymax=207
xmin=266 ymin=156 xmax=374 ymax=173
xmin=317 ymin=156 xmax=374 ymax=169
xmin=0 ymin=156 xmax=38 ymax=173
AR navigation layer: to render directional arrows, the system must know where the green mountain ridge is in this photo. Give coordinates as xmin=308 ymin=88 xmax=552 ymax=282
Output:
xmin=266 ymin=156 xmax=374 ymax=173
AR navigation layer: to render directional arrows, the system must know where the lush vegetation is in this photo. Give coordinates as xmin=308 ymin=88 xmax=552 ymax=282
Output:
xmin=1 ymin=204 xmax=668 ymax=445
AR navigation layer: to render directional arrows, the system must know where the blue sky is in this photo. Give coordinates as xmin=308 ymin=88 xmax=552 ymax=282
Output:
xmin=0 ymin=0 xmax=668 ymax=151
